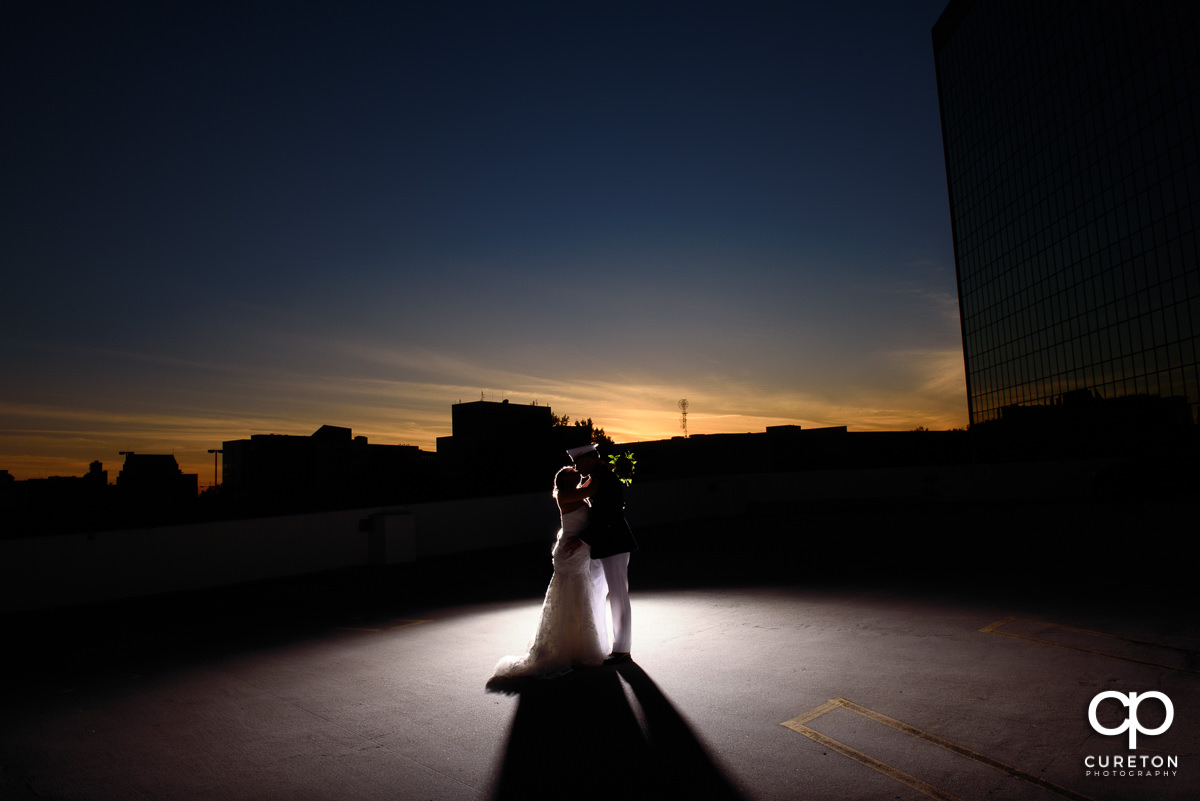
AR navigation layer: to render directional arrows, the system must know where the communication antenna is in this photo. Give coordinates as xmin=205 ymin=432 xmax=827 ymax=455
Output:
xmin=678 ymin=398 xmax=689 ymax=438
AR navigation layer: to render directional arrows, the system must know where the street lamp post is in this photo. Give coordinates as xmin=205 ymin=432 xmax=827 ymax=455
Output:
xmin=207 ymin=449 xmax=223 ymax=489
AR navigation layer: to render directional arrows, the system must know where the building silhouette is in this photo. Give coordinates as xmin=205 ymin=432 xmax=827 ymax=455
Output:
xmin=221 ymin=425 xmax=428 ymax=512
xmin=115 ymin=453 xmax=198 ymax=517
xmin=614 ymin=425 xmax=968 ymax=486
xmin=933 ymin=1 xmax=1200 ymax=447
xmin=116 ymin=454 xmax=196 ymax=499
xmin=436 ymin=400 xmax=588 ymax=496
xmin=2 ymin=461 xmax=112 ymax=537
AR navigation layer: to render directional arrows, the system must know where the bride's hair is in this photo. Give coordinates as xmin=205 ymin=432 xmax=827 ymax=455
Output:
xmin=554 ymin=466 xmax=578 ymax=492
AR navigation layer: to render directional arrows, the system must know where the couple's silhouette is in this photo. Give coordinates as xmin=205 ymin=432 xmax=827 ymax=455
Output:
xmin=485 ymin=446 xmax=745 ymax=800
xmin=489 ymin=444 xmax=636 ymax=684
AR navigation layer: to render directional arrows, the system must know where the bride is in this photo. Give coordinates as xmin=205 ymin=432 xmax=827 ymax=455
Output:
xmin=489 ymin=466 xmax=606 ymax=682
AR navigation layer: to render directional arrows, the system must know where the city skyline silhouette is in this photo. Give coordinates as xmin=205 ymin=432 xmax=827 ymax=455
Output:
xmin=3 ymin=4 xmax=1198 ymax=800
xmin=3 ymin=1 xmax=963 ymax=482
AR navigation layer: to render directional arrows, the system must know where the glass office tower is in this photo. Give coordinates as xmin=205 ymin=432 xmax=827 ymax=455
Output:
xmin=933 ymin=1 xmax=1200 ymax=431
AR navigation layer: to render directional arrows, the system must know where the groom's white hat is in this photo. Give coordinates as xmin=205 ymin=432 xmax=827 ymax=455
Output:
xmin=566 ymin=444 xmax=598 ymax=460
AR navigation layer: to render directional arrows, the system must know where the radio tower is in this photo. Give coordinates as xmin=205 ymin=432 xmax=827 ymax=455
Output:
xmin=678 ymin=398 xmax=689 ymax=438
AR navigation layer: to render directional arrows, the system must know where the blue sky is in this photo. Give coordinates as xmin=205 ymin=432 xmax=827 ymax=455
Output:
xmin=3 ymin=1 xmax=964 ymax=482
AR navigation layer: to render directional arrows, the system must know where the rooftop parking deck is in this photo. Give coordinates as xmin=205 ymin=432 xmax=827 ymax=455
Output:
xmin=2 ymin=500 xmax=1196 ymax=801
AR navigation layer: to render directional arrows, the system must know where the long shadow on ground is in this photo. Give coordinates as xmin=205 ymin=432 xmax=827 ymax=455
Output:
xmin=488 ymin=661 xmax=746 ymax=801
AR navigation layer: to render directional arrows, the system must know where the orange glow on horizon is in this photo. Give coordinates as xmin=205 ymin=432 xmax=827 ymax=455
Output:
xmin=1 ymin=358 xmax=968 ymax=482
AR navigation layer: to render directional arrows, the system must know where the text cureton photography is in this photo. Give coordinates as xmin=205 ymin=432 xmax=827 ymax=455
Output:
xmin=1084 ymin=691 xmax=1180 ymax=780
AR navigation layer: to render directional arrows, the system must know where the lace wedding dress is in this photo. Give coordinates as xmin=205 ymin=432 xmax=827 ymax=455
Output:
xmin=491 ymin=506 xmax=606 ymax=679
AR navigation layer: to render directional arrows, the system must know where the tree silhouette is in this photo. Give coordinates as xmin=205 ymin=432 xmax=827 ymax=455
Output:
xmin=575 ymin=418 xmax=615 ymax=447
xmin=550 ymin=413 xmax=614 ymax=446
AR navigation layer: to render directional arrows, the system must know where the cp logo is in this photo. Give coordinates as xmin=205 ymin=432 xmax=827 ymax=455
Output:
xmin=1088 ymin=691 xmax=1173 ymax=749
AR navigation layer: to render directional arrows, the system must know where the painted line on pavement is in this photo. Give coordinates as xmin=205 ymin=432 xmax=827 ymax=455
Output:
xmin=781 ymin=697 xmax=1094 ymax=801
xmin=981 ymin=617 xmax=1200 ymax=674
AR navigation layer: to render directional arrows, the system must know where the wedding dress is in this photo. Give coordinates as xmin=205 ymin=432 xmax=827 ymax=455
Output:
xmin=491 ymin=506 xmax=606 ymax=679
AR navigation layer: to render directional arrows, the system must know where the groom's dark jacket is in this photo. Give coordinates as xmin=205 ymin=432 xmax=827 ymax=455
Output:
xmin=579 ymin=468 xmax=637 ymax=560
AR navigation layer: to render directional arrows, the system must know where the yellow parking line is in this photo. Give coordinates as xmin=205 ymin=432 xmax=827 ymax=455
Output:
xmin=981 ymin=617 xmax=1200 ymax=674
xmin=782 ymin=704 xmax=964 ymax=801
xmin=782 ymin=697 xmax=1094 ymax=801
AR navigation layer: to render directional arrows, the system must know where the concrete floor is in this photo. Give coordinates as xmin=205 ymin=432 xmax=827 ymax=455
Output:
xmin=2 ymin=501 xmax=1197 ymax=800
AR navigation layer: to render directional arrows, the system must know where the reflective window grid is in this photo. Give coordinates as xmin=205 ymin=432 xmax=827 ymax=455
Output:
xmin=933 ymin=0 xmax=1200 ymax=426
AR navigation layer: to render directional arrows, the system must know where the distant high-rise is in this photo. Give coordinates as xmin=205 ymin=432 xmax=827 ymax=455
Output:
xmin=933 ymin=1 xmax=1200 ymax=431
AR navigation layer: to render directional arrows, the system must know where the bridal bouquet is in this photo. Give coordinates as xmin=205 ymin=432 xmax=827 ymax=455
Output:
xmin=607 ymin=451 xmax=637 ymax=486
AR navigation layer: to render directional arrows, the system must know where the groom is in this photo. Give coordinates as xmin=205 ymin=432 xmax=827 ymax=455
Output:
xmin=565 ymin=443 xmax=637 ymax=663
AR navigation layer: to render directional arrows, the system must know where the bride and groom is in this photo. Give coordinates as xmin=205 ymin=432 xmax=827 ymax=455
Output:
xmin=490 ymin=444 xmax=637 ymax=682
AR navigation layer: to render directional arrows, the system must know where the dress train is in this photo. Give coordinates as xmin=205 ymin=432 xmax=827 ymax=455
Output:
xmin=491 ymin=506 xmax=605 ymax=679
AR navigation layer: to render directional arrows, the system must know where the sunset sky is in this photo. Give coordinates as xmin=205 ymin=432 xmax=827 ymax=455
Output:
xmin=4 ymin=1 xmax=964 ymax=484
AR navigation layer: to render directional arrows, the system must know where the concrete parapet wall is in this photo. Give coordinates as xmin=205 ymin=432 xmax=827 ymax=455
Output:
xmin=1 ymin=461 xmax=1109 ymax=612
xmin=2 ymin=509 xmax=376 ymax=611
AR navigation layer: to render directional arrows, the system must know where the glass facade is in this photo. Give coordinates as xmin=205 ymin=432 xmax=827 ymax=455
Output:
xmin=933 ymin=0 xmax=1200 ymax=428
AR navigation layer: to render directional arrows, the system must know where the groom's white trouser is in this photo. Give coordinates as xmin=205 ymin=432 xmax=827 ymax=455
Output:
xmin=590 ymin=552 xmax=631 ymax=654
